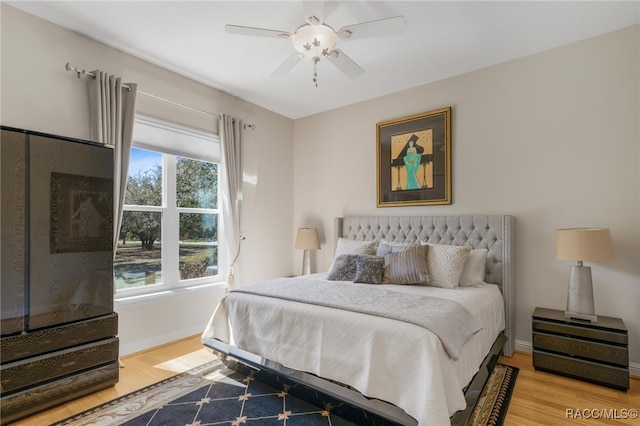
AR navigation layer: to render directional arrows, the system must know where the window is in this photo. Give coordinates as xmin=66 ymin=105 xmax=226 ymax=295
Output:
xmin=114 ymin=117 xmax=224 ymax=296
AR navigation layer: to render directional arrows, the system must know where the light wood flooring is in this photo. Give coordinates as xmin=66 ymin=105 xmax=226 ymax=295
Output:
xmin=499 ymin=352 xmax=639 ymax=425
xmin=9 ymin=335 xmax=639 ymax=425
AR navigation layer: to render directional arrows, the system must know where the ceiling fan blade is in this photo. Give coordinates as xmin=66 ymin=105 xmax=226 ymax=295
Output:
xmin=303 ymin=1 xmax=324 ymax=25
xmin=225 ymin=24 xmax=291 ymax=39
xmin=328 ymin=49 xmax=364 ymax=79
xmin=272 ymin=53 xmax=303 ymax=78
xmin=337 ymin=16 xmax=405 ymax=40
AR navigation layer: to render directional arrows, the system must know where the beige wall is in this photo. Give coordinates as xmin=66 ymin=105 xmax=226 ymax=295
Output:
xmin=2 ymin=3 xmax=638 ymax=372
xmin=293 ymin=25 xmax=640 ymax=372
xmin=1 ymin=4 xmax=295 ymax=355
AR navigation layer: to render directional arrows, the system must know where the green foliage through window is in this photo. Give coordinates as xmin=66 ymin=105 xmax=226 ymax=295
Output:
xmin=115 ymin=147 xmax=219 ymax=291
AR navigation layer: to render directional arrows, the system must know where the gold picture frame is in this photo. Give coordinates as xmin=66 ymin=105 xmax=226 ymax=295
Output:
xmin=376 ymin=107 xmax=452 ymax=207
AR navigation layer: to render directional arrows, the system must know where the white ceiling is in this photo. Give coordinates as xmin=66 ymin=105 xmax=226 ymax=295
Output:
xmin=8 ymin=1 xmax=640 ymax=119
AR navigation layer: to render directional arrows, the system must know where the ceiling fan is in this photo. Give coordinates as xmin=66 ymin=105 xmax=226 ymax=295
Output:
xmin=225 ymin=1 xmax=405 ymax=86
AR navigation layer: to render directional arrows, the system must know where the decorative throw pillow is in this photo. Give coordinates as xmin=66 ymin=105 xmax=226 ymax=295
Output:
xmin=375 ymin=240 xmax=415 ymax=257
xmin=383 ymin=244 xmax=430 ymax=285
xmin=423 ymin=243 xmax=472 ymax=289
xmin=353 ymin=256 xmax=385 ymax=284
xmin=327 ymin=254 xmax=360 ymax=281
xmin=327 ymin=254 xmax=378 ymax=281
xmin=331 ymin=238 xmax=377 ymax=269
xmin=459 ymin=248 xmax=489 ymax=287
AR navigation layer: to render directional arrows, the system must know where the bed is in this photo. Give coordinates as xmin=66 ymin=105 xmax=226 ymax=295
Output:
xmin=203 ymin=215 xmax=515 ymax=426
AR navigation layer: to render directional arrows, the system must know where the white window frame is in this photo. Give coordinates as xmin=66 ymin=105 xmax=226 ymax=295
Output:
xmin=115 ymin=115 xmax=227 ymax=300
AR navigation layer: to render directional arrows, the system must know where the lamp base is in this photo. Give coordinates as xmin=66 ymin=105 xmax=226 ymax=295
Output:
xmin=301 ymin=249 xmax=311 ymax=275
xmin=565 ymin=264 xmax=597 ymax=323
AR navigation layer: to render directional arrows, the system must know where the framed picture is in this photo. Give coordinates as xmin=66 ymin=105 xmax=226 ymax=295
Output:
xmin=50 ymin=172 xmax=113 ymax=253
xmin=376 ymin=107 xmax=451 ymax=207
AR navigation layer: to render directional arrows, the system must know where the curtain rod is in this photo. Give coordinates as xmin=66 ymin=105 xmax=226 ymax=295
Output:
xmin=65 ymin=63 xmax=256 ymax=130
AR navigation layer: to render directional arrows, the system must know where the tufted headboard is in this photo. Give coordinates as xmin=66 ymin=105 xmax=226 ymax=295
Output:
xmin=334 ymin=215 xmax=515 ymax=357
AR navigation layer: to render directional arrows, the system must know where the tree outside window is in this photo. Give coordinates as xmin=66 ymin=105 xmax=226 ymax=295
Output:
xmin=115 ymin=147 xmax=219 ymax=292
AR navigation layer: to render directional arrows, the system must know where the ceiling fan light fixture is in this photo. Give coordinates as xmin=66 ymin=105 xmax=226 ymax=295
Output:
xmin=292 ymin=24 xmax=338 ymax=61
xmin=227 ymin=10 xmax=405 ymax=86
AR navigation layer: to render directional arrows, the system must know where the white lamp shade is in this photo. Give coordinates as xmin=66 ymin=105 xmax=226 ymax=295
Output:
xmin=554 ymin=228 xmax=614 ymax=262
xmin=292 ymin=24 xmax=337 ymax=61
xmin=295 ymin=228 xmax=320 ymax=250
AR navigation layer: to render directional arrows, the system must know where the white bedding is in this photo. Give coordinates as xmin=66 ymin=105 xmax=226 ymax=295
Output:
xmin=202 ymin=273 xmax=505 ymax=426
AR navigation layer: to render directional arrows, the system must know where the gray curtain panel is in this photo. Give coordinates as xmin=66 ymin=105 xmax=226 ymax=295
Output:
xmin=88 ymin=71 xmax=137 ymax=261
xmin=220 ymin=114 xmax=243 ymax=288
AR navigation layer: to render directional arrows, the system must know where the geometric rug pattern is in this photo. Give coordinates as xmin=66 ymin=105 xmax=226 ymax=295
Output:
xmin=120 ymin=368 xmax=356 ymax=426
xmin=52 ymin=359 xmax=518 ymax=426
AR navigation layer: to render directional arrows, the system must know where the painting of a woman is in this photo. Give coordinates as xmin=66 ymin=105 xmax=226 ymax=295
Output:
xmin=403 ymin=137 xmax=422 ymax=190
xmin=390 ymin=131 xmax=431 ymax=191
xmin=377 ymin=107 xmax=451 ymax=206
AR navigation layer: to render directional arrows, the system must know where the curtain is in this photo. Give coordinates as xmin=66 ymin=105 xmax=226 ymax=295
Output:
xmin=219 ymin=114 xmax=243 ymax=288
xmin=88 ymin=71 xmax=137 ymax=260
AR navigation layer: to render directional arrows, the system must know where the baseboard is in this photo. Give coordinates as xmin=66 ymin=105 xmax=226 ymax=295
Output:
xmin=514 ymin=339 xmax=640 ymax=378
xmin=119 ymin=325 xmax=204 ymax=357
xmin=515 ymin=339 xmax=532 ymax=354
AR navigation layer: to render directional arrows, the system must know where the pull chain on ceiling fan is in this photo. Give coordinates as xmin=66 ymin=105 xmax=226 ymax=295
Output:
xmin=225 ymin=1 xmax=405 ymax=86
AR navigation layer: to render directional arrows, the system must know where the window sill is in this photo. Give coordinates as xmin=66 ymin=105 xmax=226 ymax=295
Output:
xmin=114 ymin=281 xmax=228 ymax=307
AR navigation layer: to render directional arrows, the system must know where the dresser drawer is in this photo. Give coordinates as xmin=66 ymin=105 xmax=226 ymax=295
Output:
xmin=0 ymin=337 xmax=119 ymax=394
xmin=0 ymin=313 xmax=118 ymax=363
xmin=533 ymin=350 xmax=629 ymax=390
xmin=0 ymin=361 xmax=119 ymax=424
xmin=533 ymin=332 xmax=628 ymax=367
xmin=532 ymin=319 xmax=628 ymax=345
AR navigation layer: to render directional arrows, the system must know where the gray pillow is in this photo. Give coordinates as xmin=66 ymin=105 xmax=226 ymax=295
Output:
xmin=327 ymin=254 xmax=377 ymax=281
xmin=353 ymin=256 xmax=385 ymax=284
xmin=330 ymin=238 xmax=377 ymax=270
xmin=383 ymin=244 xmax=429 ymax=285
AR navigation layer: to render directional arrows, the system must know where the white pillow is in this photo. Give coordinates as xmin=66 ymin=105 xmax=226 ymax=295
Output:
xmin=422 ymin=243 xmax=472 ymax=289
xmin=459 ymin=249 xmax=489 ymax=287
xmin=331 ymin=238 xmax=377 ymax=268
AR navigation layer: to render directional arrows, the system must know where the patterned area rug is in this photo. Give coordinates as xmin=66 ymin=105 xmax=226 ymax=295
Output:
xmin=468 ymin=364 xmax=519 ymax=426
xmin=52 ymin=359 xmax=518 ymax=426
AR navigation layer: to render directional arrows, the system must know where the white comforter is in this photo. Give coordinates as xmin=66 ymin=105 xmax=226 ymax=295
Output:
xmin=202 ymin=273 xmax=505 ymax=426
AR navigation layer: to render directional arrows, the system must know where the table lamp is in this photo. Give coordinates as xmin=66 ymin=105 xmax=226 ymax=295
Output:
xmin=554 ymin=228 xmax=614 ymax=323
xmin=295 ymin=227 xmax=320 ymax=275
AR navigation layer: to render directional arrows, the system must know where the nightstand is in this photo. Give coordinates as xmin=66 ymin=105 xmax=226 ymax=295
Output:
xmin=532 ymin=307 xmax=629 ymax=390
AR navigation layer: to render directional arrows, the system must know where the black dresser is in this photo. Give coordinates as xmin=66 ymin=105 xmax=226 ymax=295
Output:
xmin=1 ymin=127 xmax=119 ymax=424
xmin=532 ymin=307 xmax=629 ymax=390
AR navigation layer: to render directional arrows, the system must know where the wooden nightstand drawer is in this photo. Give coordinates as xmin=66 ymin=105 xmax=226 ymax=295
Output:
xmin=532 ymin=319 xmax=628 ymax=345
xmin=532 ymin=307 xmax=629 ymax=391
xmin=533 ymin=350 xmax=629 ymax=390
xmin=533 ymin=332 xmax=628 ymax=367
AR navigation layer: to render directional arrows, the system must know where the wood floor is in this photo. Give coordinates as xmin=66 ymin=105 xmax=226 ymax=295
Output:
xmin=499 ymin=352 xmax=639 ymax=425
xmin=9 ymin=335 xmax=639 ymax=425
